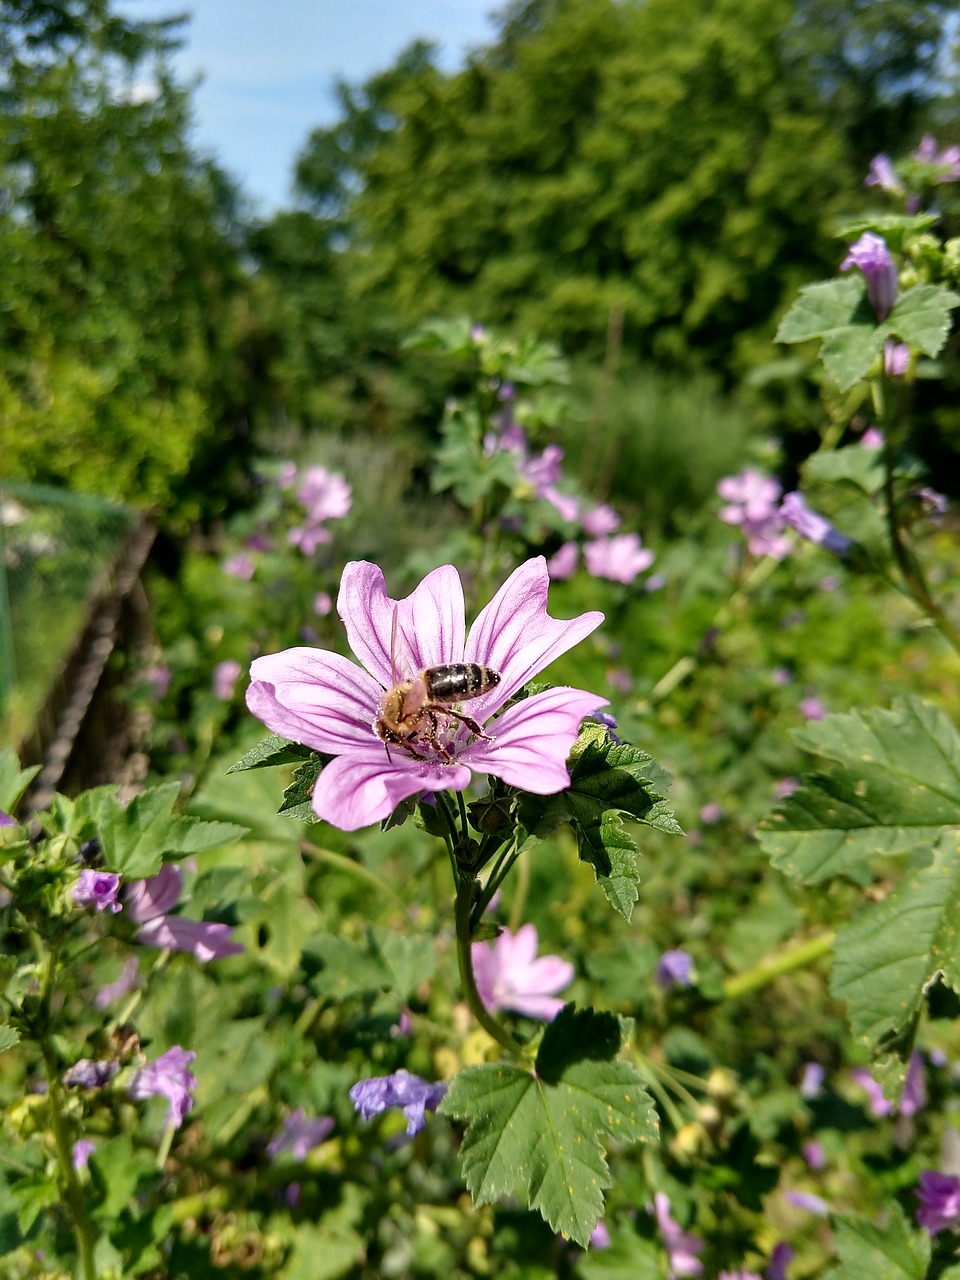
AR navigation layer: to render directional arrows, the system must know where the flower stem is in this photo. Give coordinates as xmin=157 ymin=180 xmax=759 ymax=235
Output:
xmin=454 ymin=876 xmax=522 ymax=1053
xmin=722 ymin=932 xmax=834 ymax=1000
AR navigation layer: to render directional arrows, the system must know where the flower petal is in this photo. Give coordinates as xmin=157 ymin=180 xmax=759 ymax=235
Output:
xmin=338 ymin=561 xmax=466 ymax=686
xmin=311 ymin=747 xmax=472 ymax=831
xmin=467 ymin=686 xmax=607 ymax=793
xmin=247 ymin=648 xmax=383 ymax=753
xmin=464 ymin=558 xmax=603 ymax=712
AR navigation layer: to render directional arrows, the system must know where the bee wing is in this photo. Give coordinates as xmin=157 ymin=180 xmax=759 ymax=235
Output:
xmin=389 ymin=605 xmax=418 ymax=683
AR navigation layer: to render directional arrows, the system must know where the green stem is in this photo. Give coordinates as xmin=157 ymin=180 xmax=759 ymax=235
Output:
xmin=454 ymin=876 xmax=522 ymax=1053
xmin=722 ymin=932 xmax=834 ymax=1001
xmin=300 ymin=841 xmax=406 ymax=908
xmin=507 ymin=849 xmax=531 ymax=935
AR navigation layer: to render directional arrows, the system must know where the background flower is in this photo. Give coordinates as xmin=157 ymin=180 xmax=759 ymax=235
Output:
xmin=129 ymin=1046 xmax=197 ymax=1128
xmin=472 ymin=924 xmax=574 ymax=1019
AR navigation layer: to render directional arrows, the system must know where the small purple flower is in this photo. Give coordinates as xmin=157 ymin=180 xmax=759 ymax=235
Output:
xmin=774 ymin=778 xmax=799 ymax=800
xmin=657 ymin=950 xmax=695 ymax=991
xmin=472 ymin=924 xmax=574 ymax=1020
xmin=584 ymin=533 xmax=655 ymax=584
xmin=717 ymin=469 xmax=791 ymax=560
xmin=145 ymin=665 xmax=172 ymax=699
xmin=125 ymin=864 xmax=183 ymax=923
xmin=349 ymin=1069 xmax=447 ymax=1137
xmin=247 ymin=558 xmax=606 ymax=831
xmin=213 ymin=659 xmax=243 ymax=701
xmin=799 ymin=697 xmax=826 ymax=721
xmin=901 ymin=1051 xmax=927 ymax=1117
xmin=884 ymin=340 xmax=910 ymax=377
xmin=851 ymin=1067 xmax=892 ymax=1116
xmin=915 ymin=1170 xmax=960 ymax=1234
xmin=718 ymin=1271 xmax=762 ymax=1280
xmin=800 ymin=1062 xmax=824 ymax=1098
xmin=914 ymin=487 xmax=948 ymax=517
xmin=645 ymin=572 xmax=667 ymax=593
xmin=581 ymin=504 xmax=621 ymax=537
xmin=223 ymin=553 xmax=255 ymax=580
xmin=94 ymin=956 xmax=139 ymax=1009
xmin=63 ymin=1058 xmax=119 ymax=1089
xmin=72 ymin=1139 xmax=96 ymax=1171
xmin=314 ymin=591 xmax=332 ymax=616
xmin=699 ymin=802 xmax=723 ymax=825
xmin=72 ymin=870 xmax=122 ymax=914
xmin=266 ymin=1109 xmax=335 ymax=1160
xmin=785 ymin=1190 xmax=828 ymax=1217
xmin=136 ymin=915 xmax=245 ymax=963
xmin=841 ymin=232 xmax=898 ymax=321
xmin=0 ymin=809 xmax=16 ymax=827
xmin=865 ymin=153 xmax=905 ymax=195
xmin=296 ymin=465 xmax=352 ymax=524
xmin=547 ymin=541 xmax=579 ymax=580
xmin=278 ymin=461 xmax=298 ymax=489
xmin=803 ymin=1140 xmax=827 ymax=1170
xmin=590 ymin=710 xmax=621 ymax=743
xmin=653 ymin=1192 xmax=704 ymax=1277
xmin=129 ymin=1046 xmax=197 ymax=1128
xmin=779 ymin=493 xmax=853 ymax=557
xmin=589 ymin=1220 xmax=611 ymax=1248
xmin=860 ymin=426 xmax=884 ymax=448
xmin=771 ymin=667 xmax=793 ymax=686
xmin=766 ymin=1242 xmax=794 ymax=1280
xmin=912 ymin=135 xmax=960 ymax=183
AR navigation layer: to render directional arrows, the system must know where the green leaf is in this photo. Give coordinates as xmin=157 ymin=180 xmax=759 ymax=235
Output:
xmin=518 ymin=736 xmax=681 ymax=919
xmin=831 ymin=829 xmax=960 ymax=1052
xmin=0 ymin=748 xmax=40 ymax=813
xmin=775 ymin=277 xmax=882 ymax=390
xmin=225 ymin=734 xmax=315 ymax=773
xmin=94 ymin=782 xmax=248 ymax=878
xmin=0 ymin=1024 xmax=20 ymax=1054
xmin=824 ymin=1204 xmax=930 ymax=1280
xmin=439 ymin=1006 xmax=658 ymax=1246
xmin=11 ymin=1174 xmax=59 ymax=1235
xmin=835 ymin=213 xmax=939 ymax=243
xmin=89 ymin=1134 xmax=156 ymax=1223
xmin=884 ymin=283 xmax=960 ymax=358
xmin=802 ymin=445 xmax=885 ymax=496
xmin=756 ymin=697 xmax=960 ymax=884
xmin=278 ymin=757 xmax=323 ymax=823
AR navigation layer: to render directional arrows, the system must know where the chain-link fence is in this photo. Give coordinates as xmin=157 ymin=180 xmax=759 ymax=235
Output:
xmin=0 ymin=482 xmax=140 ymax=749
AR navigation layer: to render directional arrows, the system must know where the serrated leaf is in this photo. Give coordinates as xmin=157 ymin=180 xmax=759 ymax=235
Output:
xmin=776 ymin=277 xmax=882 ymax=385
xmin=824 ymin=1204 xmax=930 ymax=1280
xmin=885 ymin=283 xmax=960 ymax=358
xmin=11 ymin=1174 xmax=59 ymax=1235
xmin=519 ymin=739 xmax=681 ymax=919
xmin=279 ymin=757 xmax=323 ymax=823
xmin=0 ymin=749 xmax=40 ymax=813
xmin=835 ymin=213 xmax=938 ymax=241
xmin=803 ymin=445 xmax=885 ymax=495
xmin=226 ymin=734 xmax=315 ymax=773
xmin=95 ymin=783 xmax=248 ymax=878
xmin=440 ymin=1006 xmax=658 ymax=1246
xmin=757 ymin=697 xmax=960 ymax=884
xmin=0 ymin=1024 xmax=20 ymax=1053
xmin=831 ymin=830 xmax=960 ymax=1051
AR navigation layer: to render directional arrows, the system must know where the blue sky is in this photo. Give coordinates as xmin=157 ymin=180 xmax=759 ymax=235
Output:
xmin=116 ymin=0 xmax=500 ymax=213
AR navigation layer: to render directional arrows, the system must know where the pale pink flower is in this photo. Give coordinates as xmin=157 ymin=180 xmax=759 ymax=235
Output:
xmin=223 ymin=554 xmax=255 ymax=580
xmin=581 ymin=504 xmax=621 ymax=537
xmin=653 ymin=1192 xmax=704 ymax=1278
xmin=129 ymin=1046 xmax=197 ymax=1128
xmin=717 ymin=469 xmax=791 ymax=560
xmin=547 ymin=541 xmax=579 ymax=580
xmin=314 ymin=592 xmax=332 ymax=616
xmin=213 ymin=659 xmax=243 ymax=701
xmin=247 ymin=558 xmax=605 ymax=831
xmin=584 ymin=533 xmax=655 ymax=584
xmin=296 ymin=465 xmax=352 ymax=523
xmin=136 ymin=915 xmax=244 ymax=963
xmin=471 ymin=924 xmax=574 ymax=1020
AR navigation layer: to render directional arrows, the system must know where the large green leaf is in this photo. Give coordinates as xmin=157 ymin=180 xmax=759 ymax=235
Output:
xmin=824 ymin=1204 xmax=930 ymax=1280
xmin=756 ymin=698 xmax=960 ymax=885
xmin=518 ymin=730 xmax=681 ymax=919
xmin=94 ymin=782 xmax=248 ymax=878
xmin=0 ymin=749 xmax=40 ymax=813
xmin=886 ymin=283 xmax=960 ymax=357
xmin=439 ymin=1006 xmax=658 ymax=1246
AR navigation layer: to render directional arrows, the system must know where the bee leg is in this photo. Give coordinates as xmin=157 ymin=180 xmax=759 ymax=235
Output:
xmin=426 ymin=710 xmax=456 ymax=761
xmin=442 ymin=708 xmax=493 ymax=741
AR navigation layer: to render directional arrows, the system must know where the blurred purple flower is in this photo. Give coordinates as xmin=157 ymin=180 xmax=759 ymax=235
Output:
xmin=590 ymin=709 xmax=621 ymax=743
xmin=717 ymin=469 xmax=791 ymax=560
xmin=145 ymin=665 xmax=172 ymax=699
xmin=607 ymin=667 xmax=633 ymax=693
xmin=589 ymin=1220 xmax=611 ymax=1248
xmin=766 ymin=1242 xmax=794 ymax=1280
xmin=72 ymin=870 xmax=122 ymax=914
xmin=657 ymin=950 xmax=695 ymax=991
xmin=72 ymin=1139 xmax=96 ymax=1171
xmin=884 ymin=340 xmax=910 ymax=377
xmin=547 ymin=541 xmax=579 ymax=580
xmin=296 ymin=465 xmax=352 ymax=523
xmin=718 ymin=1271 xmax=762 ymax=1280
xmin=800 ymin=1062 xmax=824 ymax=1098
xmin=653 ymin=1192 xmax=704 ymax=1277
xmin=0 ymin=809 xmax=14 ymax=827
xmin=94 ymin=956 xmax=139 ymax=1009
xmin=126 ymin=864 xmax=183 ymax=922
xmin=584 ymin=533 xmax=655 ymax=584
xmin=278 ymin=461 xmax=297 ymax=489
xmin=472 ymin=924 xmax=574 ymax=1020
xmin=803 ymin=1140 xmax=827 ymax=1170
xmin=645 ymin=572 xmax=667 ymax=592
xmin=841 ymin=232 xmax=898 ymax=321
xmin=901 ymin=1051 xmax=927 ymax=1117
xmin=774 ymin=778 xmax=799 ymax=800
xmin=247 ymin=558 xmax=605 ymax=831
xmin=780 ymin=493 xmax=853 ymax=557
xmin=213 ymin=659 xmax=243 ymax=701
xmin=785 ymin=1190 xmax=828 ymax=1217
xmin=860 ymin=426 xmax=884 ymax=448
xmin=915 ymin=1170 xmax=960 ymax=1234
xmin=313 ymin=591 xmax=332 ymax=616
xmin=771 ymin=667 xmax=793 ymax=686
xmin=799 ymin=697 xmax=826 ymax=721
xmin=851 ymin=1067 xmax=892 ymax=1116
xmin=865 ymin=154 xmax=904 ymax=195
xmin=224 ymin=553 xmax=255 ymax=580
xmin=700 ymin=802 xmax=723 ymax=825
xmin=915 ymin=487 xmax=948 ymax=517
xmin=349 ymin=1069 xmax=447 ymax=1137
xmin=137 ymin=915 xmax=244 ymax=963
xmin=912 ymin=135 xmax=960 ymax=182
xmin=287 ymin=523 xmax=330 ymax=554
xmin=129 ymin=1046 xmax=197 ymax=1128
xmin=581 ymin=504 xmax=621 ymax=537
xmin=63 ymin=1058 xmax=119 ymax=1089
xmin=266 ymin=1109 xmax=335 ymax=1160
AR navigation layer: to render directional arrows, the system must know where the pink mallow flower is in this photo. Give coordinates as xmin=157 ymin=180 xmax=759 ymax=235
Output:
xmin=581 ymin=504 xmax=621 ymax=537
xmin=584 ymin=533 xmax=655 ymax=584
xmin=653 ymin=1192 xmax=704 ymax=1278
xmin=717 ymin=470 xmax=791 ymax=560
xmin=213 ymin=659 xmax=243 ymax=701
xmin=72 ymin=870 xmax=122 ymax=914
xmin=915 ymin=1170 xmax=960 ymax=1234
xmin=913 ymin=135 xmax=960 ymax=183
xmin=247 ymin=558 xmax=606 ymax=832
xmin=296 ymin=465 xmax=352 ymax=523
xmin=547 ymin=541 xmax=579 ymax=580
xmin=125 ymin=864 xmax=244 ymax=964
xmin=472 ymin=924 xmax=574 ymax=1020
xmin=129 ymin=1046 xmax=197 ymax=1128
xmin=865 ymin=153 xmax=905 ymax=195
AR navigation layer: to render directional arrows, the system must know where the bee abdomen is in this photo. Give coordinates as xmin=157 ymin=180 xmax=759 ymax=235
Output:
xmin=424 ymin=663 xmax=501 ymax=703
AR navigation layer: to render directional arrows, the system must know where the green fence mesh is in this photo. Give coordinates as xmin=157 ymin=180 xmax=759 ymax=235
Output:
xmin=0 ymin=481 xmax=138 ymax=747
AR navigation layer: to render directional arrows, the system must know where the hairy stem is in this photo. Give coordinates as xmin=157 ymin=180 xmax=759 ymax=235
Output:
xmin=454 ymin=876 xmax=522 ymax=1053
xmin=722 ymin=932 xmax=834 ymax=1001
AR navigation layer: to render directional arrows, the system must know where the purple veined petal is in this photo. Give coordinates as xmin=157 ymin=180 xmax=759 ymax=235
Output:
xmin=467 ymin=687 xmax=608 ymax=793
xmin=463 ymin=558 xmax=604 ymax=711
xmin=246 ymin=648 xmax=385 ymax=754
xmin=310 ymin=746 xmax=473 ymax=831
xmin=338 ymin=560 xmax=466 ymax=687
xmin=126 ymin=863 xmax=183 ymax=923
